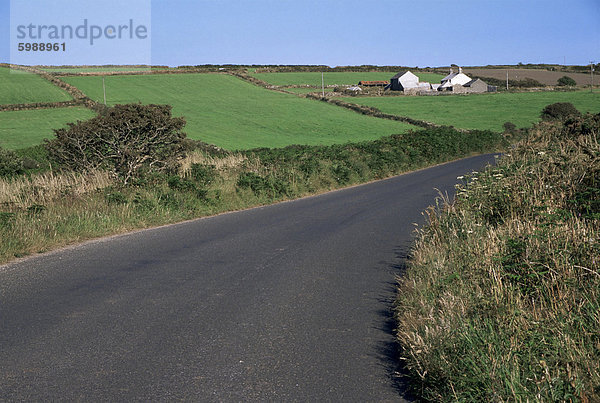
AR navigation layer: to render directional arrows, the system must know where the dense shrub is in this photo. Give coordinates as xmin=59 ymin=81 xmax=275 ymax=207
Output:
xmin=557 ymin=75 xmax=577 ymax=86
xmin=0 ymin=147 xmax=24 ymax=178
xmin=45 ymin=103 xmax=187 ymax=184
xmin=540 ymin=102 xmax=581 ymax=121
xmin=190 ymin=163 xmax=216 ymax=186
xmin=502 ymin=121 xmax=516 ymax=133
xmin=237 ymin=172 xmax=289 ymax=197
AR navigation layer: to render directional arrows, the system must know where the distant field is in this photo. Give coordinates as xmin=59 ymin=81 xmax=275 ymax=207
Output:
xmin=464 ymin=68 xmax=592 ymax=86
xmin=340 ymin=91 xmax=600 ymax=132
xmin=252 ymin=72 xmax=445 ymax=87
xmin=0 ymin=107 xmax=96 ymax=149
xmin=41 ymin=67 xmax=153 ymax=73
xmin=284 ymin=87 xmax=335 ymax=94
xmin=0 ymin=67 xmax=72 ymax=105
xmin=63 ymin=73 xmax=414 ymax=149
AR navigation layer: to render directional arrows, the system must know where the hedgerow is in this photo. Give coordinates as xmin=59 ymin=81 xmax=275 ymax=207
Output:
xmin=396 ymin=112 xmax=600 ymax=401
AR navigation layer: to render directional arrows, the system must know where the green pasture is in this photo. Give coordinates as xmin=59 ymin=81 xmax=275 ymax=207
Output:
xmin=340 ymin=91 xmax=600 ymax=131
xmin=0 ymin=67 xmax=72 ymax=105
xmin=62 ymin=73 xmax=414 ymax=149
xmin=0 ymin=107 xmax=96 ymax=149
xmin=41 ymin=67 xmax=153 ymax=73
xmin=252 ymin=72 xmax=445 ymax=87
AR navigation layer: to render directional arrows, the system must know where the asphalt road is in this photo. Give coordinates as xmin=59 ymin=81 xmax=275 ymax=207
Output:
xmin=0 ymin=154 xmax=498 ymax=401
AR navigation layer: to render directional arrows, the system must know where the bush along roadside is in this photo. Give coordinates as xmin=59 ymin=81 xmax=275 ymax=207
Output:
xmin=0 ymin=104 xmax=507 ymax=263
xmin=395 ymin=112 xmax=600 ymax=401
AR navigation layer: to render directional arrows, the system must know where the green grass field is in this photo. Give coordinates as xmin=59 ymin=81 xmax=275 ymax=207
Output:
xmin=41 ymin=67 xmax=153 ymax=73
xmin=62 ymin=73 xmax=414 ymax=149
xmin=0 ymin=107 xmax=96 ymax=149
xmin=251 ymin=72 xmax=444 ymax=87
xmin=340 ymin=91 xmax=600 ymax=131
xmin=0 ymin=67 xmax=73 ymax=105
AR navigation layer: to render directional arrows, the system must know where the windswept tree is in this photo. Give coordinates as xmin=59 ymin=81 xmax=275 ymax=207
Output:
xmin=45 ymin=103 xmax=187 ymax=184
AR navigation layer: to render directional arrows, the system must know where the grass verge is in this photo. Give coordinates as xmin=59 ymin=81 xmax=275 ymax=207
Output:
xmin=0 ymin=126 xmax=506 ymax=264
xmin=395 ymin=113 xmax=600 ymax=401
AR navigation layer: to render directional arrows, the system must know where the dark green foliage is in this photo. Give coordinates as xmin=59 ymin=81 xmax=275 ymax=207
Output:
xmin=503 ymin=121 xmax=516 ymax=133
xmin=157 ymin=190 xmax=181 ymax=209
xmin=331 ymin=164 xmax=351 ymax=184
xmin=0 ymin=212 xmax=15 ymax=228
xmin=0 ymin=147 xmax=24 ymax=178
xmin=570 ymin=186 xmax=600 ymax=220
xmin=167 ymin=174 xmax=209 ymax=200
xmin=237 ymin=172 xmax=266 ymax=192
xmin=104 ymin=190 xmax=128 ymax=205
xmin=132 ymin=192 xmax=155 ymax=212
xmin=473 ymin=76 xmax=543 ymax=89
xmin=45 ymin=103 xmax=187 ymax=184
xmin=249 ymin=127 xmax=505 ymax=180
xmin=237 ymin=172 xmax=289 ymax=198
xmin=557 ymin=76 xmax=577 ymax=86
xmin=190 ymin=163 xmax=216 ymax=186
xmin=540 ymin=102 xmax=581 ymax=121
xmin=167 ymin=175 xmax=197 ymax=192
xmin=516 ymin=77 xmax=544 ymax=88
xmin=13 ymin=145 xmax=51 ymax=173
xmin=27 ymin=204 xmax=46 ymax=215
xmin=237 ymin=127 xmax=506 ymax=203
xmin=498 ymin=236 xmax=549 ymax=295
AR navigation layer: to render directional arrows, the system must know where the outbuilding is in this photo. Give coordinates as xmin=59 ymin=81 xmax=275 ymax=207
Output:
xmin=390 ymin=71 xmax=420 ymax=91
xmin=358 ymin=80 xmax=388 ymax=87
xmin=463 ymin=78 xmax=488 ymax=93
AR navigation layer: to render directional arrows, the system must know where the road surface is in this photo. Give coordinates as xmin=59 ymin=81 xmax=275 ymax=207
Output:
xmin=0 ymin=154 xmax=497 ymax=401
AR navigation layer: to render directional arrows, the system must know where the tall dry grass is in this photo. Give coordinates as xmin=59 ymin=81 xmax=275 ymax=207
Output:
xmin=0 ymin=170 xmax=114 ymax=209
xmin=179 ymin=150 xmax=248 ymax=175
xmin=395 ymin=114 xmax=600 ymax=401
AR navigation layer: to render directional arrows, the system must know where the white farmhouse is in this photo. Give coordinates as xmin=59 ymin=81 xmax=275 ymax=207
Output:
xmin=439 ymin=67 xmax=472 ymax=90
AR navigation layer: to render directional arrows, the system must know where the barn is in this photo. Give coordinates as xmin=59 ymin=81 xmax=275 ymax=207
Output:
xmin=463 ymin=78 xmax=489 ymax=93
xmin=390 ymin=71 xmax=420 ymax=91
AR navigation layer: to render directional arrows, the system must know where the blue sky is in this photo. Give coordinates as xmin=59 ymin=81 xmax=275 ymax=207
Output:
xmin=1 ymin=0 xmax=599 ymax=67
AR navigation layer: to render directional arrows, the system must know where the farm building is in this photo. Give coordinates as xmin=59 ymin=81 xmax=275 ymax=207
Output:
xmin=358 ymin=80 xmax=388 ymax=87
xmin=438 ymin=68 xmax=494 ymax=93
xmin=464 ymin=78 xmax=488 ymax=92
xmin=387 ymin=67 xmax=494 ymax=94
xmin=439 ymin=67 xmax=472 ymax=90
xmin=390 ymin=71 xmax=420 ymax=91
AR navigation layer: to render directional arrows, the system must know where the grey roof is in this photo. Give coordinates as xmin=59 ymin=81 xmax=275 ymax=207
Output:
xmin=391 ymin=71 xmax=409 ymax=80
xmin=464 ymin=78 xmax=485 ymax=87
xmin=441 ymin=72 xmax=458 ymax=82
